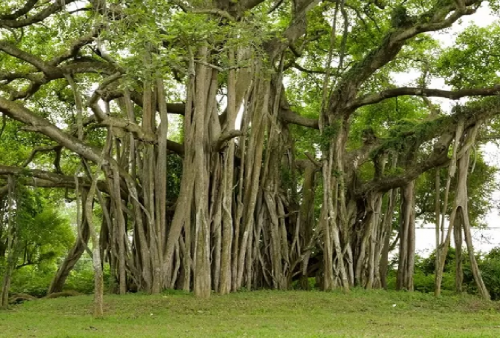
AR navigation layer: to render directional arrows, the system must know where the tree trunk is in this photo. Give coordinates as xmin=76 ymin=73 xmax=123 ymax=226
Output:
xmin=1 ymin=176 xmax=17 ymax=308
xmin=379 ymin=188 xmax=397 ymax=289
xmin=454 ymin=211 xmax=463 ymax=293
xmin=436 ymin=123 xmax=489 ymax=300
xmin=397 ymin=181 xmax=415 ymax=291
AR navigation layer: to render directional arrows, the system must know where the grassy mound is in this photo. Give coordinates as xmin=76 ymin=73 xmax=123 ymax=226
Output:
xmin=1 ymin=289 xmax=500 ymax=337
xmin=8 ymin=293 xmax=37 ymax=305
xmin=45 ymin=290 xmax=82 ymax=299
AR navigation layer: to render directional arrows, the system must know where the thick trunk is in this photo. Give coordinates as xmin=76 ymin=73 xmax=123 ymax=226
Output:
xmin=396 ymin=181 xmax=415 ymax=291
xmin=219 ymin=50 xmax=238 ymax=294
xmin=298 ymin=163 xmax=317 ymax=289
xmin=435 ymin=121 xmax=464 ymax=297
xmin=321 ymin=117 xmax=350 ymax=292
xmin=110 ymin=162 xmax=127 ymax=295
xmin=192 ymin=47 xmax=215 ymax=298
xmin=434 ymin=169 xmax=442 ymax=296
xmin=236 ymin=73 xmax=269 ymax=290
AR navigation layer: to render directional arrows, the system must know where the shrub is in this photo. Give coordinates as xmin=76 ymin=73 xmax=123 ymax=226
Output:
xmin=9 ymin=266 xmax=54 ymax=297
xmin=464 ymin=247 xmax=500 ymax=300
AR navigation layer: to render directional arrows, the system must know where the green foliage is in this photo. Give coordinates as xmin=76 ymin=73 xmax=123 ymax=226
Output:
xmin=166 ymin=153 xmax=183 ymax=206
xmin=319 ymin=121 xmax=341 ymax=151
xmin=9 ymin=266 xmax=54 ymax=298
xmin=386 ymin=249 xmax=461 ymax=294
xmin=407 ymin=247 xmax=500 ymax=300
xmin=64 ymin=257 xmax=103 ymax=295
xmin=413 ymin=270 xmax=456 ymax=294
xmin=8 ymin=255 xmax=108 ymax=297
xmin=468 ymin=247 xmax=500 ymax=300
xmin=418 ymin=247 xmax=457 ymax=275
xmin=291 ymin=277 xmax=317 ymax=290
xmin=436 ymin=23 xmax=500 ymax=88
xmin=349 ymin=96 xmax=427 ymax=148
xmin=9 ymin=188 xmax=74 ymax=270
xmin=391 ymin=6 xmax=415 ymax=28
xmin=0 ymin=186 xmax=75 ymax=297
xmin=415 ymin=154 xmax=498 ymax=228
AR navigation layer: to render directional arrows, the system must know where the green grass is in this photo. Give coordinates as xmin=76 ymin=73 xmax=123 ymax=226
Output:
xmin=2 ymin=289 xmax=500 ymax=337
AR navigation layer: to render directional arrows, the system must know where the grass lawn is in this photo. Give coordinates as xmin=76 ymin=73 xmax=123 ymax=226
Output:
xmin=1 ymin=289 xmax=500 ymax=337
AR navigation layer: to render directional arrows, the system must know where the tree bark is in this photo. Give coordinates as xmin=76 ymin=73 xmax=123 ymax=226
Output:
xmin=397 ymin=181 xmax=415 ymax=291
xmin=1 ymin=176 xmax=17 ymax=308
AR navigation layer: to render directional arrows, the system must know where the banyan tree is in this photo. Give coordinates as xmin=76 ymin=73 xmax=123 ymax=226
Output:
xmin=1 ymin=0 xmax=500 ymax=314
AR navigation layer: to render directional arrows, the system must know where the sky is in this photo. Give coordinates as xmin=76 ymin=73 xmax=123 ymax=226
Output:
xmin=411 ymin=3 xmax=500 ymax=256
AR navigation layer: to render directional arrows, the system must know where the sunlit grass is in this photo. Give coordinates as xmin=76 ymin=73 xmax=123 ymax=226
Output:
xmin=1 ymin=289 xmax=500 ymax=337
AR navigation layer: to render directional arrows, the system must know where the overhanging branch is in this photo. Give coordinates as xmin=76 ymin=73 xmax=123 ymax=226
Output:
xmin=214 ymin=130 xmax=244 ymax=151
xmin=0 ymin=96 xmax=102 ymax=163
xmin=356 ymin=97 xmax=500 ymax=196
xmin=348 ymin=86 xmax=500 ymax=110
xmin=0 ymin=0 xmax=78 ymax=28
xmin=0 ymin=165 xmax=109 ymax=194
xmin=0 ymin=40 xmax=63 ymax=78
xmin=328 ymin=0 xmax=481 ymax=115
xmin=280 ymin=108 xmax=319 ymax=129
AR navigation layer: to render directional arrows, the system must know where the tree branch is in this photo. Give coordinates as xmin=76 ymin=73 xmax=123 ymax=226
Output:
xmin=0 ymin=0 xmax=38 ymax=20
xmin=0 ymin=40 xmax=63 ymax=78
xmin=328 ymin=0 xmax=481 ymax=115
xmin=279 ymin=108 xmax=319 ymax=129
xmin=0 ymin=165 xmax=109 ymax=193
xmin=0 ymin=0 xmax=78 ymax=28
xmin=21 ymin=145 xmax=63 ymax=173
xmin=0 ymin=97 xmax=102 ymax=163
xmin=214 ymin=130 xmax=244 ymax=151
xmin=356 ymin=96 xmax=500 ymax=196
xmin=348 ymin=85 xmax=500 ymax=110
xmin=167 ymin=140 xmax=184 ymax=156
xmin=49 ymin=28 xmax=102 ymax=66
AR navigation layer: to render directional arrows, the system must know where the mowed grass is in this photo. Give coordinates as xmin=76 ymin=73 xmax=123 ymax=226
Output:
xmin=2 ymin=289 xmax=500 ymax=337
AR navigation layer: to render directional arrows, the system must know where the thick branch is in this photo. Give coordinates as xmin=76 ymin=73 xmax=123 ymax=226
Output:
xmin=167 ymin=140 xmax=184 ymax=156
xmin=265 ymin=0 xmax=319 ymax=61
xmin=0 ymin=165 xmax=108 ymax=193
xmin=214 ymin=130 xmax=244 ymax=151
xmin=348 ymin=86 xmax=500 ymax=110
xmin=279 ymin=108 xmax=319 ymax=129
xmin=357 ymin=96 xmax=500 ymax=196
xmin=357 ymin=139 xmax=452 ymax=197
xmin=0 ymin=97 xmax=101 ymax=163
xmin=0 ymin=0 xmax=78 ymax=28
xmin=0 ymin=0 xmax=38 ymax=20
xmin=50 ymin=29 xmax=102 ymax=66
xmin=2 ymin=60 xmax=116 ymax=100
xmin=329 ymin=0 xmax=481 ymax=115
xmin=0 ymin=40 xmax=63 ymax=78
